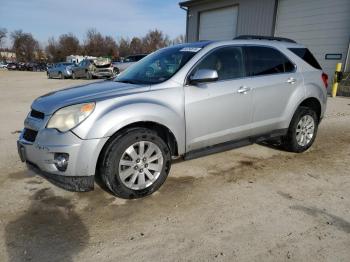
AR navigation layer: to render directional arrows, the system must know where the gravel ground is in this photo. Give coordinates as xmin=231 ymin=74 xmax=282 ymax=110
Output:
xmin=0 ymin=70 xmax=349 ymax=262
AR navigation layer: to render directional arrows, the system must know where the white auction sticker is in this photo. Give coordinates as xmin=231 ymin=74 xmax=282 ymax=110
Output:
xmin=179 ymin=47 xmax=202 ymax=52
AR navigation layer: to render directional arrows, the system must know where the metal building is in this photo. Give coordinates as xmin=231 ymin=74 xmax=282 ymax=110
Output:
xmin=179 ymin=0 xmax=350 ymax=76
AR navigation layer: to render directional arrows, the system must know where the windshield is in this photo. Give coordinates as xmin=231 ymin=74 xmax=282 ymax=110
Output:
xmin=115 ymin=46 xmax=199 ymax=84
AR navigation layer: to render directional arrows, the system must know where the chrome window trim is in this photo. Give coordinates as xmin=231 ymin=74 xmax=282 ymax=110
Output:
xmin=184 ymin=44 xmax=297 ymax=86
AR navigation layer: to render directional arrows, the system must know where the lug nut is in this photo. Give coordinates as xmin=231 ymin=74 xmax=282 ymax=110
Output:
xmin=144 ymin=164 xmax=148 ymax=168
xmin=139 ymin=169 xmax=143 ymax=173
xmin=134 ymin=166 xmax=138 ymax=170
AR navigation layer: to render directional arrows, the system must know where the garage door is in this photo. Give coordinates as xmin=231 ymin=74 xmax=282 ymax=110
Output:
xmin=275 ymin=0 xmax=350 ymax=77
xmin=199 ymin=6 xmax=238 ymax=41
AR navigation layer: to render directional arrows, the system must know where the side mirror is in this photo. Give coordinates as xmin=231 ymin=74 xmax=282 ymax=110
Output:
xmin=189 ymin=69 xmax=218 ymax=84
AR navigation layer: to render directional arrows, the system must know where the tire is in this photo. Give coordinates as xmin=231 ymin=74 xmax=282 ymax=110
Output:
xmin=72 ymin=72 xmax=76 ymax=80
xmin=59 ymin=72 xmax=64 ymax=79
xmin=98 ymin=128 xmax=171 ymax=199
xmin=86 ymin=71 xmax=92 ymax=80
xmin=47 ymin=72 xmax=51 ymax=79
xmin=282 ymin=106 xmax=318 ymax=153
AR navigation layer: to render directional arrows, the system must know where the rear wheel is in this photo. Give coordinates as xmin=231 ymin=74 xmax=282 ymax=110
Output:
xmin=99 ymin=128 xmax=171 ymax=199
xmin=282 ymin=106 xmax=318 ymax=152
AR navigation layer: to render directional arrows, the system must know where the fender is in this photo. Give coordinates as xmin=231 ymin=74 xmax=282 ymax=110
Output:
xmin=282 ymin=81 xmax=326 ymax=128
xmin=73 ymin=98 xmax=186 ymax=155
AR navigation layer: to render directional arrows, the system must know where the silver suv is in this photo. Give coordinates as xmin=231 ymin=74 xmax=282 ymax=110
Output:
xmin=17 ymin=36 xmax=328 ymax=198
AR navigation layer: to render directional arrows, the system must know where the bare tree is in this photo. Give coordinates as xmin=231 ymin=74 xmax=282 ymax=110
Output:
xmin=142 ymin=29 xmax=170 ymax=53
xmin=59 ymin=33 xmax=80 ymax=56
xmin=0 ymin=28 xmax=7 ymax=49
xmin=11 ymin=30 xmax=39 ymax=62
xmin=46 ymin=37 xmax=59 ymax=62
xmin=172 ymin=34 xmax=186 ymax=45
xmin=103 ymin=36 xmax=118 ymax=59
xmin=129 ymin=37 xmax=144 ymax=54
xmin=46 ymin=33 xmax=80 ymax=62
xmin=83 ymin=28 xmax=105 ymax=57
xmin=117 ymin=38 xmax=130 ymax=58
xmin=44 ymin=28 xmax=184 ymax=62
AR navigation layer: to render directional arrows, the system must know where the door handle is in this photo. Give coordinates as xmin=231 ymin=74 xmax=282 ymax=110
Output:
xmin=286 ymin=77 xmax=297 ymax=84
xmin=237 ymin=86 xmax=251 ymax=94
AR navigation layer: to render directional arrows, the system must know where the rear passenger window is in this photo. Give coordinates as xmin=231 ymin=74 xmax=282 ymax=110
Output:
xmin=245 ymin=46 xmax=295 ymax=76
xmin=193 ymin=46 xmax=245 ymax=81
xmin=289 ymin=48 xmax=322 ymax=70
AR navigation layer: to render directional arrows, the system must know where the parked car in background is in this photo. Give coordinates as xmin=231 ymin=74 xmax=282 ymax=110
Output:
xmin=36 ymin=63 xmax=48 ymax=72
xmin=0 ymin=62 xmax=7 ymax=69
xmin=113 ymin=54 xmax=147 ymax=73
xmin=71 ymin=57 xmax=116 ymax=79
xmin=17 ymin=37 xmax=327 ymax=198
xmin=6 ymin=62 xmax=18 ymax=70
xmin=47 ymin=62 xmax=75 ymax=79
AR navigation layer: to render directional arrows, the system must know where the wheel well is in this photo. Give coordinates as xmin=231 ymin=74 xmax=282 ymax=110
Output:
xmin=299 ymin=98 xmax=321 ymax=121
xmin=105 ymin=121 xmax=179 ymax=157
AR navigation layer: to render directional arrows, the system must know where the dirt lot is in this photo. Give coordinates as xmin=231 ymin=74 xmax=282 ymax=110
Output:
xmin=0 ymin=70 xmax=349 ymax=262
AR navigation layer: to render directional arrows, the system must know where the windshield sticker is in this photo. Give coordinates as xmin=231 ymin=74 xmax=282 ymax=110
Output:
xmin=180 ymin=47 xmax=202 ymax=53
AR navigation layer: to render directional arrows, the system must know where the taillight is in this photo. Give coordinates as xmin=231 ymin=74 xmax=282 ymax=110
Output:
xmin=322 ymin=72 xmax=328 ymax=89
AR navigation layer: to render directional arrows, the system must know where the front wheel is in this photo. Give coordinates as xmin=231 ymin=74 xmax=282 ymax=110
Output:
xmin=86 ymin=71 xmax=92 ymax=80
xmin=98 ymin=128 xmax=171 ymax=199
xmin=282 ymin=106 xmax=319 ymax=153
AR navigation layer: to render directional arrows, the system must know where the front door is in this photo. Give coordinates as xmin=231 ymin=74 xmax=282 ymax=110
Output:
xmin=185 ymin=46 xmax=253 ymax=151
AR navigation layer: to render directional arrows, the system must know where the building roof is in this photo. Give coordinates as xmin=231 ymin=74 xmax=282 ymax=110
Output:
xmin=179 ymin=0 xmax=212 ymax=7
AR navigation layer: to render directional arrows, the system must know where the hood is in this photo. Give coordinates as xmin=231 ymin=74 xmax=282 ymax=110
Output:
xmin=32 ymin=81 xmax=150 ymax=115
xmin=93 ymin=57 xmax=111 ymax=67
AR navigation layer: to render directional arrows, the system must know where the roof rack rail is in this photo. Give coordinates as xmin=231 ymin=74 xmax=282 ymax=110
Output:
xmin=234 ymin=35 xmax=297 ymax=43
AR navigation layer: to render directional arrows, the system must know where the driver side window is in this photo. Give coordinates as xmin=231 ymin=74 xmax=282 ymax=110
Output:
xmin=193 ymin=46 xmax=245 ymax=81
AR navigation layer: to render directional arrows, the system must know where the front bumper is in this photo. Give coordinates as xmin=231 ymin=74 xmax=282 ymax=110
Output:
xmin=92 ymin=70 xmax=114 ymax=78
xmin=17 ymin=128 xmax=109 ymax=191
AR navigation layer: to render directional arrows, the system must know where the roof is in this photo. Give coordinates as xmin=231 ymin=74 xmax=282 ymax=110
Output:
xmin=179 ymin=0 xmax=207 ymax=7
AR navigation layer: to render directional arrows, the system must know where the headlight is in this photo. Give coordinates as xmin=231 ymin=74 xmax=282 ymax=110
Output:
xmin=47 ymin=103 xmax=95 ymax=132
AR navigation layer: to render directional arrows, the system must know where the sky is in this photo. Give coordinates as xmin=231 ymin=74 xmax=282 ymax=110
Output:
xmin=0 ymin=0 xmax=186 ymax=48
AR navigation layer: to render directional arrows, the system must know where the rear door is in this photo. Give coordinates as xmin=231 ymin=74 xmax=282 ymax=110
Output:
xmin=185 ymin=46 xmax=253 ymax=151
xmin=244 ymin=46 xmax=302 ymax=135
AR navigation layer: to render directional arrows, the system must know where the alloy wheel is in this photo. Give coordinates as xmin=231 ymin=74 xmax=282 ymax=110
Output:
xmin=118 ymin=141 xmax=164 ymax=190
xmin=296 ymin=115 xmax=315 ymax=147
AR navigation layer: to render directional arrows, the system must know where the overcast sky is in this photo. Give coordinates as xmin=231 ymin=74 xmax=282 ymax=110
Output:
xmin=0 ymin=0 xmax=186 ymax=47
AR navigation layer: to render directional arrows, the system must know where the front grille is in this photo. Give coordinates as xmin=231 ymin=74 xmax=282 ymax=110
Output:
xmin=97 ymin=69 xmax=112 ymax=73
xmin=23 ymin=128 xmax=38 ymax=142
xmin=30 ymin=109 xmax=45 ymax=119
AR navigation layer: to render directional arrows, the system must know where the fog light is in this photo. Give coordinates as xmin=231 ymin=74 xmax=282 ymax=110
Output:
xmin=54 ymin=153 xmax=69 ymax=172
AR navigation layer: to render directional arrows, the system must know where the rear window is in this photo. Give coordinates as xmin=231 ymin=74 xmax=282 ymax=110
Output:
xmin=289 ymin=48 xmax=322 ymax=70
